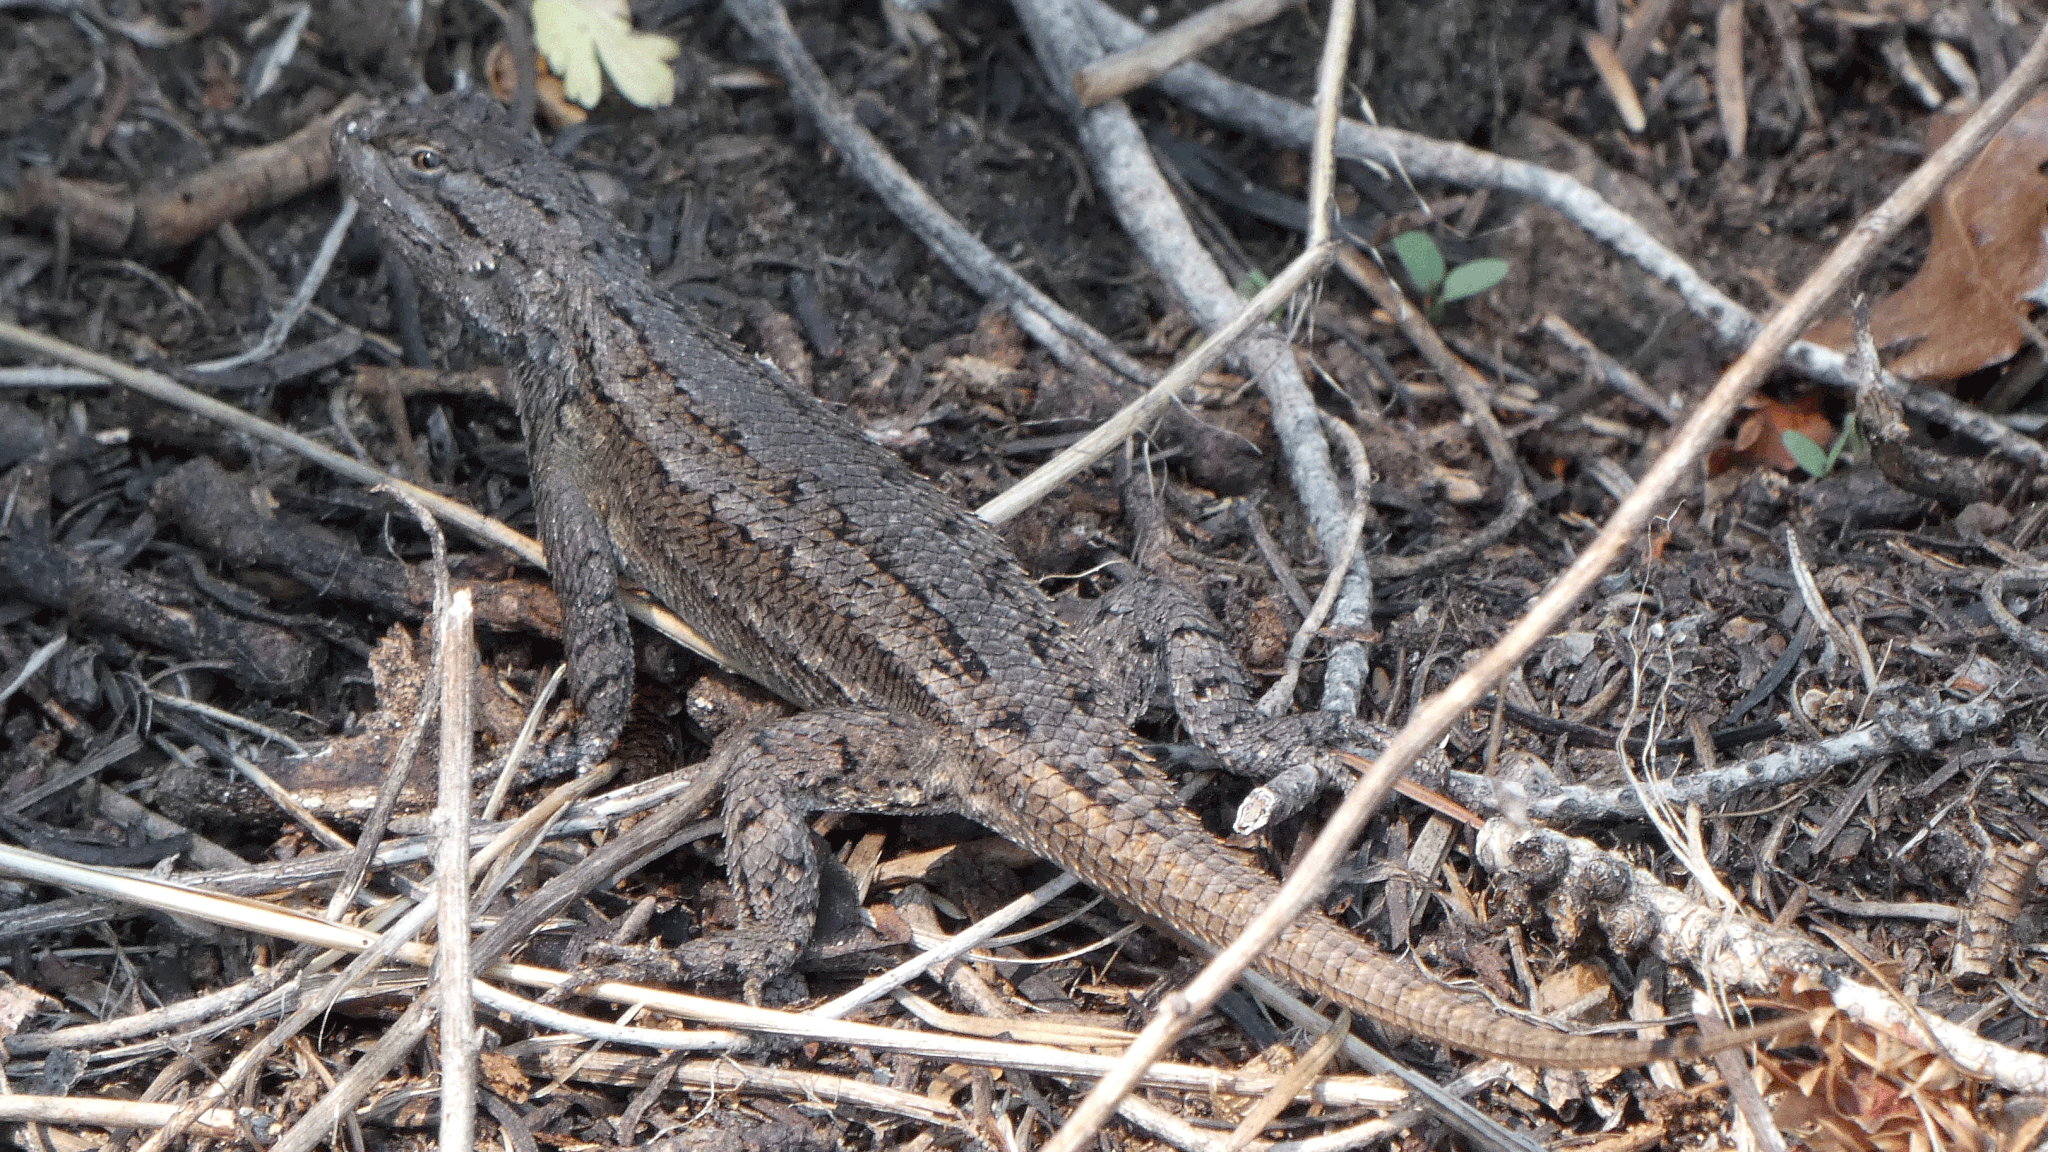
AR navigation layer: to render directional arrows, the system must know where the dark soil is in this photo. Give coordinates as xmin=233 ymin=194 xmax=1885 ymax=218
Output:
xmin=1 ymin=1 xmax=2045 ymax=1148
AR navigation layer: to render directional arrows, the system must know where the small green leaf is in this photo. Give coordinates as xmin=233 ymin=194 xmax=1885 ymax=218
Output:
xmin=1237 ymin=269 xmax=1271 ymax=297
xmin=1390 ymin=231 xmax=1446 ymax=296
xmin=1782 ymin=430 xmax=1832 ymax=478
xmin=1439 ymin=258 xmax=1509 ymax=304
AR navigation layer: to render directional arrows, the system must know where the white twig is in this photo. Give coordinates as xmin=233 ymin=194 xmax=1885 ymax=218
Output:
xmin=4 ymin=969 xmax=278 ymax=1056
xmin=1539 ymin=313 xmax=1681 ymax=423
xmin=482 ymin=663 xmax=566 ymax=821
xmin=1072 ymin=0 xmax=1295 ymax=107
xmin=809 ymin=872 xmax=1081 ymax=1020
xmin=470 ymin=759 xmax=620 ymax=913
xmin=329 ymin=481 xmax=450 ymax=920
xmin=977 ymin=240 xmax=1335 ymax=525
xmin=1302 ymin=0 xmax=1353 ymax=252
xmin=522 ymin=1046 xmax=965 ymax=1129
xmin=432 ymin=589 xmax=477 ymax=1152
xmin=1255 ymin=413 xmax=1368 ymax=717
xmin=0 ymin=1095 xmax=240 ymax=1136
xmin=0 ymin=636 xmax=65 ymax=709
xmin=185 ymin=198 xmax=356 ymax=373
xmin=146 ymin=690 xmax=306 ymax=754
xmin=1785 ymin=526 xmax=1878 ymax=696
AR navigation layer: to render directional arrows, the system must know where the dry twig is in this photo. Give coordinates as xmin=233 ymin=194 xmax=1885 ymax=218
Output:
xmin=1072 ymin=0 xmax=1295 ymax=107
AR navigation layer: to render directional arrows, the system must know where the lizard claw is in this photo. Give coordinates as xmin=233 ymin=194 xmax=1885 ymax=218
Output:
xmin=528 ymin=728 xmax=607 ymax=780
xmin=538 ymin=943 xmax=689 ymax=1005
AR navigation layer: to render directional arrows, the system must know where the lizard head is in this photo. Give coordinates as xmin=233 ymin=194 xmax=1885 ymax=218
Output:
xmin=332 ymin=91 xmax=600 ymax=348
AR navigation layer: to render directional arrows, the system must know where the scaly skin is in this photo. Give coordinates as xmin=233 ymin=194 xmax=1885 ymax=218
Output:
xmin=336 ymin=92 xmax=1759 ymax=1067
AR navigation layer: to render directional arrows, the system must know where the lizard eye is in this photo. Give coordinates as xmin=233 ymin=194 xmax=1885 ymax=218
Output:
xmin=408 ymin=147 xmax=444 ymax=173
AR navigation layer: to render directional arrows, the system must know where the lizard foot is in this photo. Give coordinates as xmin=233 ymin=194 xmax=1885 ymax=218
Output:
xmin=1226 ymin=711 xmax=1450 ymax=833
xmin=542 ymin=936 xmax=802 ymax=1007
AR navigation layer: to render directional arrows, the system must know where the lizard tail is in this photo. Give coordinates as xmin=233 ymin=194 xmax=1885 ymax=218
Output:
xmin=1004 ymin=759 xmax=1809 ymax=1067
xmin=1261 ymin=914 xmax=1814 ymax=1067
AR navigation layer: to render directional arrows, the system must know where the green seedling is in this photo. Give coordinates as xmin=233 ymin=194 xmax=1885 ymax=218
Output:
xmin=1782 ymin=414 xmax=1864 ymax=479
xmin=1390 ymin=230 xmax=1508 ymax=322
xmin=1236 ymin=269 xmax=1284 ymax=322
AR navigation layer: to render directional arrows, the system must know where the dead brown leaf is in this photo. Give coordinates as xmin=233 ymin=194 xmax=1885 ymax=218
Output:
xmin=1806 ymin=92 xmax=2048 ymax=381
xmin=1711 ymin=391 xmax=1834 ymax=473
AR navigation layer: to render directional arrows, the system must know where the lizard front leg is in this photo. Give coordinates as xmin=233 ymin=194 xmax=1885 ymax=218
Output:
xmin=527 ymin=426 xmax=637 ymax=772
xmin=1083 ymin=478 xmax=1438 ymax=830
xmin=569 ymin=708 xmax=966 ymax=1003
xmin=1085 ymin=572 xmax=1403 ymax=775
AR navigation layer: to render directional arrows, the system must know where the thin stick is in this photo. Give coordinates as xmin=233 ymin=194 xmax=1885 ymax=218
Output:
xmin=1784 ymin=526 xmax=1877 ymax=696
xmin=1254 ymin=414 xmax=1368 ymax=717
xmin=0 ymin=637 xmax=65 ymax=710
xmin=1715 ymin=1 xmax=1750 ymax=162
xmin=0 ymin=1095 xmax=239 ymax=1136
xmin=977 ymin=240 xmax=1334 ymax=525
xmin=809 ymin=872 xmax=1082 ymax=1020
xmin=470 ymin=760 xmax=620 ymax=912
xmin=1584 ymin=30 xmax=1647 ymax=132
xmin=721 ymin=0 xmax=1156 ymax=390
xmin=3 ymin=969 xmax=281 ymax=1057
xmin=184 ymin=199 xmax=357 ymax=373
xmin=327 ymin=482 xmax=451 ymax=921
xmin=1538 ymin=313 xmax=1682 ymax=423
xmin=1073 ymin=0 xmax=1295 ymax=108
xmin=1303 ymin=0 xmax=1354 ymax=252
xmin=481 ymin=663 xmax=566 ymax=821
xmin=433 ymin=590 xmax=478 ymax=1152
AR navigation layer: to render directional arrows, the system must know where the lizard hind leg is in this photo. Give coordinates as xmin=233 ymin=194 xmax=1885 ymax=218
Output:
xmin=576 ymin=708 xmax=964 ymax=1004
